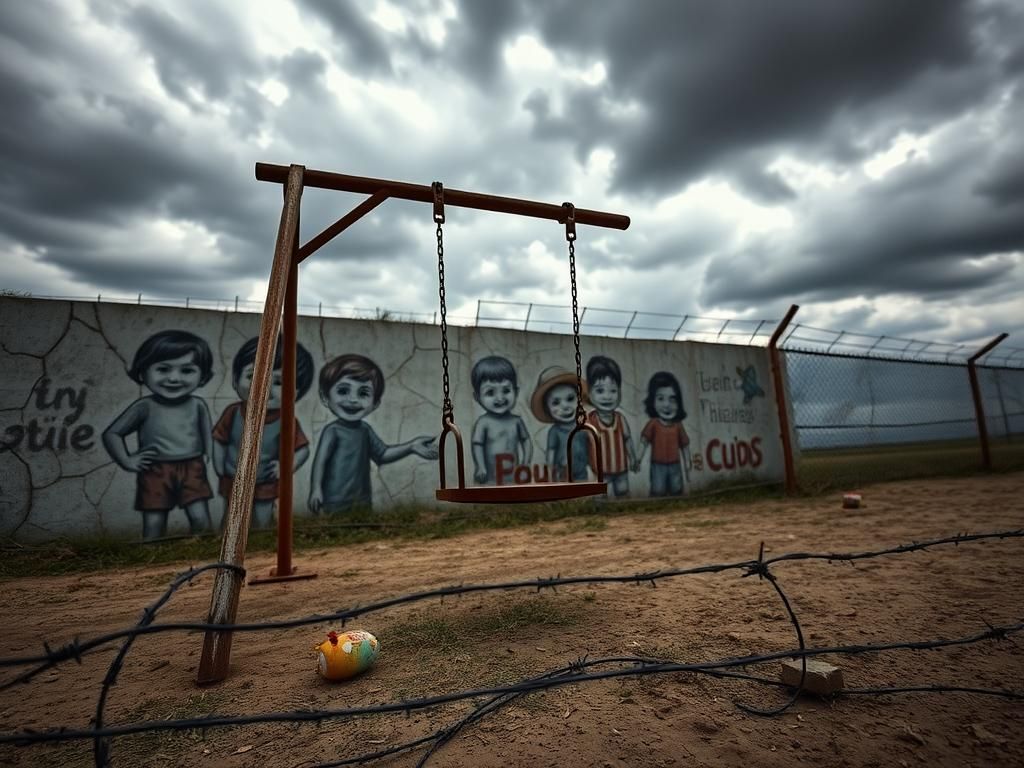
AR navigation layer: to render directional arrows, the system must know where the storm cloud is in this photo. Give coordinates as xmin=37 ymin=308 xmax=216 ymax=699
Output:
xmin=0 ymin=0 xmax=1021 ymax=347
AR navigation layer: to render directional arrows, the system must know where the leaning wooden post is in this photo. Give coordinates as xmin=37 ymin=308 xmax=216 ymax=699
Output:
xmin=197 ymin=164 xmax=305 ymax=684
xmin=768 ymin=305 xmax=800 ymax=494
xmin=967 ymin=333 xmax=1009 ymax=470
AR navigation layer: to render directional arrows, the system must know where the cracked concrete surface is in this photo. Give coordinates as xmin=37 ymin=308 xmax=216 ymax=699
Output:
xmin=0 ymin=297 xmax=786 ymax=542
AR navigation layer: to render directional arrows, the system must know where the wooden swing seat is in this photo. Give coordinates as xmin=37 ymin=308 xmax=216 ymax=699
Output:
xmin=437 ymin=421 xmax=606 ymax=504
xmin=436 ymin=480 xmax=607 ymax=504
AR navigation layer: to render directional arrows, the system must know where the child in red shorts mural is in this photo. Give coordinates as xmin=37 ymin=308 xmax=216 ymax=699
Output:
xmin=102 ymin=330 xmax=215 ymax=540
xmin=636 ymin=371 xmax=691 ymax=497
xmin=212 ymin=337 xmax=314 ymax=530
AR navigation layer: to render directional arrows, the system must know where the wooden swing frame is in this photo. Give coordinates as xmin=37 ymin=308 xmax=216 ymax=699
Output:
xmin=198 ymin=162 xmax=629 ymax=684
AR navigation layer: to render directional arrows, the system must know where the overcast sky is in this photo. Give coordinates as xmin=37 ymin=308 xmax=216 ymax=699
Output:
xmin=2 ymin=0 xmax=1023 ymax=350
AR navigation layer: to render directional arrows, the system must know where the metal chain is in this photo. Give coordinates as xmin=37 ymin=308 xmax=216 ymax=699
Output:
xmin=434 ymin=183 xmax=453 ymax=425
xmin=563 ymin=203 xmax=586 ymax=427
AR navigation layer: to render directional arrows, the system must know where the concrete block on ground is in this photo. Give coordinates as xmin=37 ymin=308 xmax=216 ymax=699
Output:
xmin=779 ymin=659 xmax=845 ymax=695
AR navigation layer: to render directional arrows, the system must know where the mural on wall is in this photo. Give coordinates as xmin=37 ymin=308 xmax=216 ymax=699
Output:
xmin=2 ymin=377 xmax=95 ymax=454
xmin=529 ymin=366 xmax=590 ymax=482
xmin=470 ymin=355 xmax=533 ymax=485
xmin=0 ymin=297 xmax=789 ymax=543
xmin=737 ymin=365 xmax=766 ymax=404
xmin=695 ymin=364 xmax=768 ymax=473
xmin=308 ymin=354 xmax=438 ymax=512
xmin=585 ymin=355 xmax=638 ymax=497
xmin=101 ymin=330 xmax=215 ymax=540
xmin=212 ymin=337 xmax=314 ymax=530
xmin=636 ymin=371 xmax=691 ymax=497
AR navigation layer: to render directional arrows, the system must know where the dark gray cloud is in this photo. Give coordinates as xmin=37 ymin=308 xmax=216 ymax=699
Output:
xmin=701 ymin=88 xmax=1024 ymax=309
xmin=0 ymin=0 xmax=1021 ymax=346
xmin=445 ymin=1 xmax=525 ymax=85
xmin=295 ymin=0 xmax=394 ymax=75
xmin=516 ymin=0 xmax=989 ymax=195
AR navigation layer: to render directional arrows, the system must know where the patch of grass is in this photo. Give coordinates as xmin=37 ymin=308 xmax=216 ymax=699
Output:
xmin=797 ymin=437 xmax=1024 ymax=494
xmin=561 ymin=517 xmax=608 ymax=533
xmin=0 ymin=484 xmax=786 ymax=579
xmin=384 ymin=596 xmax=588 ymax=654
xmin=672 ymin=517 xmax=727 ymax=530
xmin=115 ymin=691 xmax=224 ymax=763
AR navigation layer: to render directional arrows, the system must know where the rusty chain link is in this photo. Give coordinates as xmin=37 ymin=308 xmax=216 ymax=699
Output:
xmin=433 ymin=182 xmax=453 ymax=425
xmin=563 ymin=202 xmax=585 ymax=426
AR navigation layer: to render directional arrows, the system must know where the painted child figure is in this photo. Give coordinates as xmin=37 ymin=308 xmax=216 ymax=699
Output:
xmin=212 ymin=337 xmax=314 ymax=530
xmin=103 ymin=330 xmax=215 ymax=540
xmin=585 ymin=355 xmax=637 ymax=497
xmin=309 ymin=354 xmax=437 ymax=512
xmin=530 ymin=366 xmax=589 ymax=482
xmin=637 ymin=371 xmax=691 ymax=497
xmin=471 ymin=355 xmax=532 ymax=484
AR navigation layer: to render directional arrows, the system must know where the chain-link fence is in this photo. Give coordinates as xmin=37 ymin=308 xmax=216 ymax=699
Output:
xmin=785 ymin=349 xmax=1024 ymax=492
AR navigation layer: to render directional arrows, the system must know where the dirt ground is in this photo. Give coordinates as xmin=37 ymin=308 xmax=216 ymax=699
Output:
xmin=1 ymin=473 xmax=1023 ymax=768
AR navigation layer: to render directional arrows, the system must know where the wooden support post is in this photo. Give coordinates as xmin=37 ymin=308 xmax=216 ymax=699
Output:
xmin=968 ymin=333 xmax=1009 ymax=470
xmin=197 ymin=164 xmax=305 ymax=684
xmin=769 ymin=305 xmax=800 ymax=494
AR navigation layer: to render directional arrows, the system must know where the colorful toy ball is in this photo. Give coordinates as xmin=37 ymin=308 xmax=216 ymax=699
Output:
xmin=316 ymin=630 xmax=380 ymax=681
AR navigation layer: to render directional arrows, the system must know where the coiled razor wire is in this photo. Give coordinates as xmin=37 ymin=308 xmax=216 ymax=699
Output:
xmin=0 ymin=529 xmax=1021 ymax=767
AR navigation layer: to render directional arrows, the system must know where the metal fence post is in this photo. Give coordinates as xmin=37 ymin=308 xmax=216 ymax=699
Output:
xmin=624 ymin=310 xmax=638 ymax=338
xmin=769 ymin=305 xmax=800 ymax=493
xmin=968 ymin=333 xmax=1009 ymax=469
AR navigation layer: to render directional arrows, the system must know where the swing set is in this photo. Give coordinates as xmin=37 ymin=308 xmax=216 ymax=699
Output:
xmin=198 ymin=163 xmax=629 ymax=683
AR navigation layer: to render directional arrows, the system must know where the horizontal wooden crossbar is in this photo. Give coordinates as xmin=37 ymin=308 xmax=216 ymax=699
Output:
xmin=256 ymin=163 xmax=631 ymax=231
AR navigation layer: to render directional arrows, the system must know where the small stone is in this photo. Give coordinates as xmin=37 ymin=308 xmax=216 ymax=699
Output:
xmin=779 ymin=659 xmax=844 ymax=696
xmin=967 ymin=723 xmax=1005 ymax=745
xmin=897 ymin=724 xmax=926 ymax=746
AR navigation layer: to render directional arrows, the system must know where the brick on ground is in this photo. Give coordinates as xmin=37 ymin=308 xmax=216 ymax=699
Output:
xmin=779 ymin=659 xmax=845 ymax=695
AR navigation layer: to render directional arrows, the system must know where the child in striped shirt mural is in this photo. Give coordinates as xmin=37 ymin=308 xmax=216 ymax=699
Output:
xmin=212 ymin=337 xmax=314 ymax=531
xmin=585 ymin=355 xmax=637 ymax=497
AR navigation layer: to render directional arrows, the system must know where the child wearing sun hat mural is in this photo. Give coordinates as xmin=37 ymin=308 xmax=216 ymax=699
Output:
xmin=530 ymin=365 xmax=591 ymax=482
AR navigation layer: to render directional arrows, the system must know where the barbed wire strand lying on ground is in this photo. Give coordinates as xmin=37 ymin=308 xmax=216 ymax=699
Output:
xmin=0 ymin=529 xmax=1021 ymax=767
xmin=5 ymin=529 xmax=1021 ymax=678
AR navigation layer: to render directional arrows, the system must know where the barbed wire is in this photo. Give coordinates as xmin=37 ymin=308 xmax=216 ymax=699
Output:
xmin=4 ymin=529 xmax=1020 ymax=680
xmin=9 ymin=293 xmax=1021 ymax=366
xmin=3 ymin=623 xmax=1022 ymax=748
xmin=0 ymin=529 xmax=1021 ymax=766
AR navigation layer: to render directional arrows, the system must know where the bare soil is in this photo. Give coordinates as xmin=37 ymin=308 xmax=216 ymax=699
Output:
xmin=1 ymin=473 xmax=1023 ymax=768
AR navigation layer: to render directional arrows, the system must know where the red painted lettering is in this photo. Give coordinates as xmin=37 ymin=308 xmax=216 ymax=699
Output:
xmin=737 ymin=441 xmax=750 ymax=467
xmin=722 ymin=441 xmax=735 ymax=469
xmin=495 ymin=453 xmax=515 ymax=485
xmin=751 ymin=437 xmax=763 ymax=467
xmin=706 ymin=439 xmax=722 ymax=471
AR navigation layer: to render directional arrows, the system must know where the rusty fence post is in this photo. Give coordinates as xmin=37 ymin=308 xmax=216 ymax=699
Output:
xmin=769 ymin=305 xmax=800 ymax=494
xmin=968 ymin=333 xmax=1009 ymax=469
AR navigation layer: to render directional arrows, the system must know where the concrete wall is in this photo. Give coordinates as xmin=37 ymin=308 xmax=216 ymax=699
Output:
xmin=0 ymin=298 xmax=788 ymax=542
